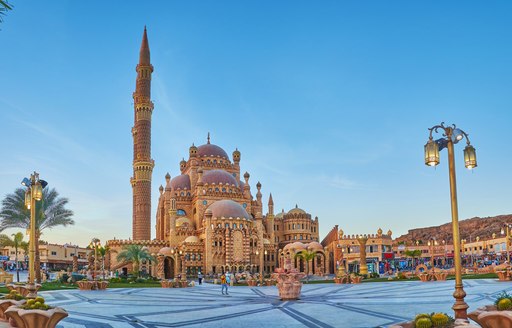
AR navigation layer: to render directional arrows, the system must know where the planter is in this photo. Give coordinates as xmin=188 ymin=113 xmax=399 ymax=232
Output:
xmin=180 ymin=281 xmax=188 ymax=288
xmin=77 ymin=281 xmax=95 ymax=290
xmin=434 ymin=272 xmax=448 ymax=281
xmin=468 ymin=304 xmax=512 ymax=328
xmin=271 ymin=269 xmax=305 ymax=300
xmin=160 ymin=280 xmax=174 ymax=288
xmin=390 ymin=319 xmax=479 ymax=328
xmin=7 ymin=285 xmax=41 ymax=298
xmin=265 ymin=279 xmax=275 ymax=287
xmin=496 ymin=271 xmax=509 ymax=281
xmin=5 ymin=306 xmax=68 ymax=328
xmin=350 ymin=276 xmax=363 ymax=284
xmin=247 ymin=280 xmax=257 ymax=287
xmin=417 ymin=273 xmax=431 ymax=282
xmin=95 ymin=281 xmax=108 ymax=290
xmin=0 ymin=300 xmax=25 ymax=321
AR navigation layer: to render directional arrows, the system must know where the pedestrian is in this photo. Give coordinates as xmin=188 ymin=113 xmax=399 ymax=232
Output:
xmin=198 ymin=271 xmax=203 ymax=285
xmin=220 ymin=273 xmax=228 ymax=295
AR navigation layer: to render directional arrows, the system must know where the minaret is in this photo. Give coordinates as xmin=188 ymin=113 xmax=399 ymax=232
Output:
xmin=131 ymin=26 xmax=155 ymax=241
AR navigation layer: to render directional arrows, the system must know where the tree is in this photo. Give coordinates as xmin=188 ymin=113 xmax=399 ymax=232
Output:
xmin=97 ymin=244 xmax=110 ymax=279
xmin=294 ymin=250 xmax=318 ymax=282
xmin=116 ymin=244 xmax=155 ymax=277
xmin=0 ymin=188 xmax=74 ymax=282
xmin=0 ymin=232 xmax=27 ymax=282
xmin=404 ymin=249 xmax=422 ymax=268
xmin=0 ymin=0 xmax=12 ymax=25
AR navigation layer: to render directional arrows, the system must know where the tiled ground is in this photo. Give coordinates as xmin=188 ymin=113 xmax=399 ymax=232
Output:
xmin=36 ymin=279 xmax=512 ymax=328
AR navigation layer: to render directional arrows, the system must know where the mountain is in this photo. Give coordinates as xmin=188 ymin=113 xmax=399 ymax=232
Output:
xmin=395 ymin=214 xmax=512 ymax=244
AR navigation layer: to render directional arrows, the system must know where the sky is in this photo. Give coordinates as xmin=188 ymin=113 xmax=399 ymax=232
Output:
xmin=1 ymin=1 xmax=511 ymax=247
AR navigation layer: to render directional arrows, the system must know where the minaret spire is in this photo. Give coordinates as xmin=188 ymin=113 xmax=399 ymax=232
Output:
xmin=207 ymin=132 xmax=210 ymax=144
xmin=131 ymin=26 xmax=155 ymax=241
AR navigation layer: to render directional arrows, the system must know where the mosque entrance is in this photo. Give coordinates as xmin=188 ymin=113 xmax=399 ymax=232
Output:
xmin=164 ymin=257 xmax=175 ymax=279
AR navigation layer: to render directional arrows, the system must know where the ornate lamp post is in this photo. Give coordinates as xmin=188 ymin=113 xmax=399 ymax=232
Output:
xmin=21 ymin=172 xmax=48 ymax=298
xmin=501 ymin=224 xmax=512 ymax=263
xmin=89 ymin=238 xmax=100 ymax=280
xmin=428 ymin=239 xmax=438 ymax=268
xmin=424 ymin=122 xmax=477 ymax=320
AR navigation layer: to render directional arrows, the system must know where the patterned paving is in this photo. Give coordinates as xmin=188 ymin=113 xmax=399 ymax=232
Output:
xmin=38 ymin=279 xmax=512 ymax=328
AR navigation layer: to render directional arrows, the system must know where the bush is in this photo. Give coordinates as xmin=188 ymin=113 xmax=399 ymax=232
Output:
xmin=60 ymin=273 xmax=69 ymax=284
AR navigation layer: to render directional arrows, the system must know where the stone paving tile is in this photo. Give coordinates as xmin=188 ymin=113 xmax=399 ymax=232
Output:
xmin=34 ymin=279 xmax=512 ymax=328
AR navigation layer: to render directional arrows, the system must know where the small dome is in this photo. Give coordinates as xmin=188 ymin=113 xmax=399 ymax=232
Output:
xmin=176 ymin=217 xmax=192 ymax=228
xmin=202 ymin=170 xmax=238 ymax=186
xmin=288 ymin=205 xmax=306 ymax=215
xmin=184 ymin=236 xmax=200 ymax=243
xmin=158 ymin=247 xmax=174 ymax=257
xmin=275 ymin=209 xmax=285 ymax=219
xmin=208 ymin=200 xmax=251 ymax=220
xmin=197 ymin=143 xmax=229 ymax=159
xmin=170 ymin=174 xmax=191 ymax=190
xmin=285 ymin=242 xmax=306 ymax=251
xmin=307 ymin=242 xmax=323 ymax=251
xmin=377 ymin=228 xmax=383 ymax=235
xmin=387 ymin=229 xmax=392 ymax=236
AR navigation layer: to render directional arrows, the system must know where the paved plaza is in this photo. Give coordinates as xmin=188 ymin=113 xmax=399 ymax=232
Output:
xmin=26 ymin=279 xmax=512 ymax=328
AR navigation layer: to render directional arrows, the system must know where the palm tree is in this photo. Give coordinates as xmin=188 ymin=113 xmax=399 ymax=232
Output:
xmin=97 ymin=244 xmax=110 ymax=279
xmin=404 ymin=249 xmax=422 ymax=268
xmin=116 ymin=245 xmax=155 ymax=277
xmin=294 ymin=250 xmax=318 ymax=282
xmin=0 ymin=232 xmax=28 ymax=282
xmin=0 ymin=188 xmax=74 ymax=282
xmin=0 ymin=0 xmax=12 ymax=24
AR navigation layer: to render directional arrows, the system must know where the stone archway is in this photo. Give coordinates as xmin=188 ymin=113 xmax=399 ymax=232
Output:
xmin=164 ymin=257 xmax=175 ymax=279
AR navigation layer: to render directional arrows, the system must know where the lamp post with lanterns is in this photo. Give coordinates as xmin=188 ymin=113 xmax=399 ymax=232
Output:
xmin=20 ymin=172 xmax=48 ymax=299
xmin=428 ymin=239 xmax=438 ymax=268
xmin=501 ymin=224 xmax=512 ymax=264
xmin=424 ymin=122 xmax=477 ymax=320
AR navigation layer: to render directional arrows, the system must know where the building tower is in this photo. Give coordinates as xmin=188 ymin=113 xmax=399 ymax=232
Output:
xmin=131 ymin=26 xmax=155 ymax=240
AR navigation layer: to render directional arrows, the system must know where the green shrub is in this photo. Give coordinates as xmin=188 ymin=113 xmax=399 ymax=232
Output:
xmin=59 ymin=273 xmax=69 ymax=284
xmin=498 ymin=298 xmax=512 ymax=311
xmin=431 ymin=313 xmax=449 ymax=327
xmin=415 ymin=317 xmax=432 ymax=328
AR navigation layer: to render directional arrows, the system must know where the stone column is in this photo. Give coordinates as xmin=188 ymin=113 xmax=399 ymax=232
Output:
xmin=157 ymin=254 xmax=165 ymax=279
xmin=357 ymin=236 xmax=368 ymax=275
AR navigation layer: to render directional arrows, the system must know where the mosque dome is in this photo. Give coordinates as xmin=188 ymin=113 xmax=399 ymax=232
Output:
xmin=202 ymin=170 xmax=238 ymax=186
xmin=184 ymin=236 xmax=200 ymax=243
xmin=197 ymin=143 xmax=229 ymax=159
xmin=288 ymin=205 xmax=306 ymax=215
xmin=284 ymin=242 xmax=306 ymax=251
xmin=170 ymin=174 xmax=191 ymax=190
xmin=207 ymin=200 xmax=251 ymax=220
xmin=158 ymin=247 xmax=174 ymax=257
xmin=307 ymin=242 xmax=324 ymax=251
xmin=176 ymin=217 xmax=193 ymax=228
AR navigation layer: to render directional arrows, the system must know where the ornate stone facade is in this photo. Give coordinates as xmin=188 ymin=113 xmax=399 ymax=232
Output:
xmin=108 ymin=27 xmax=324 ymax=278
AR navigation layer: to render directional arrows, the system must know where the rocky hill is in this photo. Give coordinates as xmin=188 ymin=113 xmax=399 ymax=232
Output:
xmin=395 ymin=214 xmax=512 ymax=244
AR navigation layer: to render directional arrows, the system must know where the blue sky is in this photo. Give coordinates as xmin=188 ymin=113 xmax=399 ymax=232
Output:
xmin=1 ymin=1 xmax=511 ymax=247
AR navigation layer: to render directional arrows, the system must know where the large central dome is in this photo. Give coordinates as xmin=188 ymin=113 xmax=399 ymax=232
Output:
xmin=202 ymin=170 xmax=238 ymax=186
xmin=197 ymin=143 xmax=229 ymax=159
xmin=207 ymin=200 xmax=252 ymax=220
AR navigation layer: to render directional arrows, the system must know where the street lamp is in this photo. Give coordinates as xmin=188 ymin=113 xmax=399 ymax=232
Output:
xmin=20 ymin=172 xmax=48 ymax=299
xmin=501 ymin=225 xmax=512 ymax=264
xmin=89 ymin=238 xmax=100 ymax=280
xmin=424 ymin=122 xmax=477 ymax=320
xmin=428 ymin=239 xmax=438 ymax=268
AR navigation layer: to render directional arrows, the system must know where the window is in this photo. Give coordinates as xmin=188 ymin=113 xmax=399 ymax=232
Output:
xmin=51 ymin=251 xmax=57 ymax=256
xmin=177 ymin=209 xmax=186 ymax=216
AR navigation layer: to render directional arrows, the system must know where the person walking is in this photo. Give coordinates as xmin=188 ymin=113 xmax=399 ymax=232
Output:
xmin=198 ymin=271 xmax=203 ymax=285
xmin=220 ymin=273 xmax=228 ymax=295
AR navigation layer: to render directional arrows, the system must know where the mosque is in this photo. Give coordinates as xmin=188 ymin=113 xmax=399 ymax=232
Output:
xmin=107 ymin=28 xmax=326 ymax=279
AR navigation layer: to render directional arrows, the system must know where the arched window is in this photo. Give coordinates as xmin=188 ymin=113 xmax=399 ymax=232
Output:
xmin=177 ymin=209 xmax=186 ymax=216
xmin=222 ymin=188 xmax=226 ymax=192
xmin=215 ymin=188 xmax=219 ymax=192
